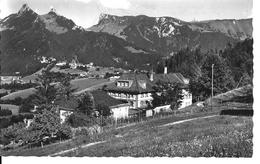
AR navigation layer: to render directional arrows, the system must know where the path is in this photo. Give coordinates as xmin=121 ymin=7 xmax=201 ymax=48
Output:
xmin=49 ymin=141 xmax=106 ymax=156
xmin=48 ymin=114 xmax=218 ymax=156
xmin=159 ymin=115 xmax=219 ymax=127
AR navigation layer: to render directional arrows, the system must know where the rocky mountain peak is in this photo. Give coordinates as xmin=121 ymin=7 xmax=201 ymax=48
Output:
xmin=48 ymin=7 xmax=58 ymax=16
xmin=18 ymin=4 xmax=34 ymax=16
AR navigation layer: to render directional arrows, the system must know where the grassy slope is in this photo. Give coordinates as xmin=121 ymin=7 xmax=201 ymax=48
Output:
xmin=0 ymin=109 xmax=253 ymax=157
xmin=65 ymin=115 xmax=253 ymax=157
xmin=71 ymin=78 xmax=113 ymax=94
xmin=0 ymin=88 xmax=37 ymax=100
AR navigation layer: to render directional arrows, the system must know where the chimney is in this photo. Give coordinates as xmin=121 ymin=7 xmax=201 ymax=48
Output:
xmin=150 ymin=71 xmax=154 ymax=81
xmin=164 ymin=66 xmax=168 ymax=74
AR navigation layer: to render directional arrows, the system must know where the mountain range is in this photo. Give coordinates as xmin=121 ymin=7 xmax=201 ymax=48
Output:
xmin=89 ymin=14 xmax=252 ymax=55
xmin=0 ymin=4 xmax=252 ymax=75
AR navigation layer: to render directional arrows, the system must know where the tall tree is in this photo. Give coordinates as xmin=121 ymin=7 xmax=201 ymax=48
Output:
xmin=196 ymin=53 xmax=235 ymax=99
xmin=152 ymin=81 xmax=184 ymax=110
xmin=77 ymin=92 xmax=95 ymax=116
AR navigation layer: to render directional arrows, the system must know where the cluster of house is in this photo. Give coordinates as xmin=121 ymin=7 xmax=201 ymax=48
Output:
xmin=59 ymin=67 xmax=192 ymax=121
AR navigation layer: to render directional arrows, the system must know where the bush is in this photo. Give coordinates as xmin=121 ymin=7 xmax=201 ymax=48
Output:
xmin=0 ymin=117 xmax=11 ymax=129
xmin=0 ymin=122 xmax=27 ymax=145
xmin=0 ymin=109 xmax=12 ymax=116
xmin=66 ymin=112 xmax=95 ymax=128
xmin=0 ymin=113 xmax=34 ymax=129
xmin=74 ymin=128 xmax=89 ymax=137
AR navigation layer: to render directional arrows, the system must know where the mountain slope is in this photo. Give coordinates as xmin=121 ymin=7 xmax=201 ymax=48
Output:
xmin=88 ymin=14 xmax=252 ymax=55
xmin=0 ymin=5 xmax=159 ymax=75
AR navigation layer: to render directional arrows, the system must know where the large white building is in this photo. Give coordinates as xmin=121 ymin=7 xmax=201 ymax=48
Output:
xmin=105 ymin=68 xmax=192 ymax=110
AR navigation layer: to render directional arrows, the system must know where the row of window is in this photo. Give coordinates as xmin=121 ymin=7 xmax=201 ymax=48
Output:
xmin=117 ymin=81 xmax=130 ymax=87
xmin=110 ymin=92 xmax=136 ymax=99
xmin=184 ymin=93 xmax=192 ymax=99
xmin=140 ymin=93 xmax=150 ymax=98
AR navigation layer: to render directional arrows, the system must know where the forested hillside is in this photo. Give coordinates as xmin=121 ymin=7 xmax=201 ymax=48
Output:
xmin=156 ymin=39 xmax=253 ymax=101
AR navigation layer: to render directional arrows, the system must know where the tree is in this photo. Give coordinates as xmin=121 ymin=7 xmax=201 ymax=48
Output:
xmin=32 ymin=69 xmax=58 ymax=111
xmin=96 ymin=104 xmax=111 ymax=117
xmin=221 ymin=39 xmax=253 ymax=84
xmin=196 ymin=54 xmax=235 ymax=99
xmin=56 ymin=75 xmax=76 ymax=100
xmin=28 ymin=106 xmax=71 ymax=144
xmin=76 ymin=92 xmax=94 ymax=116
xmin=152 ymin=81 xmax=184 ymax=110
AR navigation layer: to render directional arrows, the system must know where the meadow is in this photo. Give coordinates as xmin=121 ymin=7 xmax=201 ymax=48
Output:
xmin=0 ymin=105 xmax=253 ymax=157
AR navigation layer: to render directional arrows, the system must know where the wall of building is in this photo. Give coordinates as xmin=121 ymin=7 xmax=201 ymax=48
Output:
xmin=179 ymin=89 xmax=192 ymax=109
xmin=60 ymin=110 xmax=73 ymax=124
xmin=111 ymin=105 xmax=129 ymax=120
xmin=108 ymin=92 xmax=153 ymax=109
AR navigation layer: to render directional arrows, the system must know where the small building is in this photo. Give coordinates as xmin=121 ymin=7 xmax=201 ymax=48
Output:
xmin=56 ymin=90 xmax=131 ymax=122
xmin=91 ymin=90 xmax=130 ymax=120
xmin=55 ymin=97 xmax=79 ymax=124
xmin=0 ymin=76 xmax=21 ymax=84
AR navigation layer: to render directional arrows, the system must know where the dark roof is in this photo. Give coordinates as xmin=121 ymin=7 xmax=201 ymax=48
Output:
xmin=153 ymin=73 xmax=189 ymax=85
xmin=55 ymin=96 xmax=79 ymax=111
xmin=91 ymin=90 xmax=128 ymax=107
xmin=105 ymin=73 xmax=154 ymax=93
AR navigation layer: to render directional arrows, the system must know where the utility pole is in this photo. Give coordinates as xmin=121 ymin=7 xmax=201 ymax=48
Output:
xmin=211 ymin=64 xmax=214 ymax=111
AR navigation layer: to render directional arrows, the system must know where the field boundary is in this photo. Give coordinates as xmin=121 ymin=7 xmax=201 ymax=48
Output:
xmin=159 ymin=115 xmax=219 ymax=127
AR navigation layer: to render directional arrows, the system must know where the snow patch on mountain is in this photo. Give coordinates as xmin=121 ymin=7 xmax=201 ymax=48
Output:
xmin=39 ymin=14 xmax=68 ymax=34
xmin=125 ymin=46 xmax=148 ymax=54
xmin=162 ymin=24 xmax=175 ymax=37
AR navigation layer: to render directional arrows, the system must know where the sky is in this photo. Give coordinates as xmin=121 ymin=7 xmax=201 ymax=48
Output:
xmin=0 ymin=0 xmax=253 ymax=28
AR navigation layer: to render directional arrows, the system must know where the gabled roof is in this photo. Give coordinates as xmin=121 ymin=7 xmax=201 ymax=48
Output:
xmin=91 ymin=90 xmax=129 ymax=107
xmin=105 ymin=73 xmax=154 ymax=93
xmin=56 ymin=90 xmax=128 ymax=111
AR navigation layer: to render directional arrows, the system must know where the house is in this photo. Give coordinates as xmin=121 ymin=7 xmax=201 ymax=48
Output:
xmin=55 ymin=97 xmax=79 ymax=123
xmin=56 ymin=90 xmax=131 ymax=122
xmin=105 ymin=67 xmax=192 ymax=110
xmin=105 ymin=73 xmax=154 ymax=109
xmin=91 ymin=90 xmax=130 ymax=120
xmin=150 ymin=67 xmax=192 ymax=109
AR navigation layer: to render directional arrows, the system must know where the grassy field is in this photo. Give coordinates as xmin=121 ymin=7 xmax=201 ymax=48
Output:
xmin=0 ymin=88 xmax=36 ymax=101
xmin=0 ymin=108 xmax=253 ymax=157
xmin=0 ymin=104 xmax=19 ymax=115
xmin=63 ymin=115 xmax=253 ymax=157
xmin=71 ymin=78 xmax=113 ymax=94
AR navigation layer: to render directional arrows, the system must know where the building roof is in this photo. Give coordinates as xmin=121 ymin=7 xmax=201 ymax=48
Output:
xmin=105 ymin=73 xmax=154 ymax=93
xmin=153 ymin=73 xmax=189 ymax=85
xmin=91 ymin=90 xmax=128 ymax=108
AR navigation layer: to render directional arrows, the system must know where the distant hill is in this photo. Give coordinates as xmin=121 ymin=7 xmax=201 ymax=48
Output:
xmin=0 ymin=4 xmax=159 ymax=75
xmin=88 ymin=14 xmax=252 ymax=55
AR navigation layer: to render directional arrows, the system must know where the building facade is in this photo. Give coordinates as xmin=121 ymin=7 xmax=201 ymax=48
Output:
xmin=106 ymin=68 xmax=192 ymax=110
xmin=105 ymin=73 xmax=154 ymax=109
